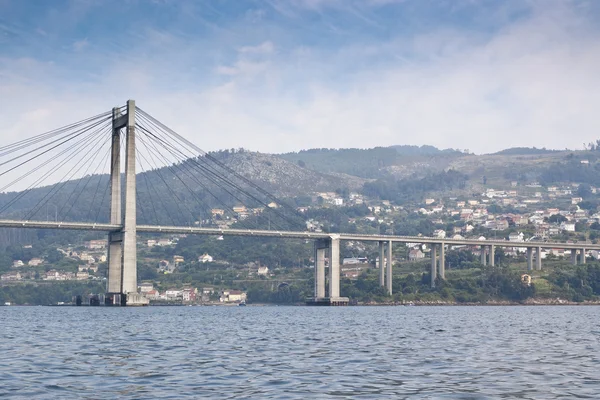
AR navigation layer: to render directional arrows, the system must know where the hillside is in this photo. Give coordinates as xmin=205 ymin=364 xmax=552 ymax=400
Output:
xmin=278 ymin=146 xmax=465 ymax=179
xmin=0 ymin=150 xmax=366 ymax=225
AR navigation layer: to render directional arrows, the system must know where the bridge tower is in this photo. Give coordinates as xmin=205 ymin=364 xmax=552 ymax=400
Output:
xmin=105 ymin=100 xmax=147 ymax=306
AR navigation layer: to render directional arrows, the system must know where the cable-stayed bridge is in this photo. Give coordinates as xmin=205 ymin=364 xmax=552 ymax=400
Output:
xmin=0 ymin=100 xmax=598 ymax=305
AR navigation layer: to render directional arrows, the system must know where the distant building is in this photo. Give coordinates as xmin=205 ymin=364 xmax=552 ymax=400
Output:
xmin=257 ymin=266 xmax=269 ymax=275
xmin=1 ymin=272 xmax=21 ymax=281
xmin=28 ymin=258 xmax=43 ymax=267
xmin=408 ymin=249 xmax=425 ymax=260
xmin=198 ymin=253 xmax=213 ymax=263
xmin=85 ymin=240 xmax=107 ymax=250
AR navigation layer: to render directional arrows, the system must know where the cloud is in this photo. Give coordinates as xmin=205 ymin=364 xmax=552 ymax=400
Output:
xmin=1 ymin=0 xmax=600 ymax=164
xmin=238 ymin=41 xmax=274 ymax=54
xmin=72 ymin=38 xmax=89 ymax=51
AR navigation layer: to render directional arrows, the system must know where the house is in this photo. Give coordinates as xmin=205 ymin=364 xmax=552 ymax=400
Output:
xmin=165 ymin=289 xmax=182 ymax=299
xmin=85 ymin=240 xmax=107 ymax=249
xmin=257 ymin=266 xmax=269 ymax=275
xmin=1 ymin=272 xmax=21 ymax=281
xmin=139 ymin=282 xmax=154 ymax=293
xmin=173 ymin=255 xmax=185 ymax=264
xmin=560 ymin=222 xmax=576 ymax=232
xmin=514 ymin=216 xmax=529 ymax=226
xmin=182 ymin=288 xmax=197 ymax=302
xmin=211 ymin=208 xmax=225 ymax=217
xmin=198 ymin=253 xmax=213 ymax=263
xmin=76 ymin=271 xmax=89 ymax=280
xmin=28 ymin=258 xmax=43 ymax=267
xmin=145 ymin=289 xmax=161 ymax=300
xmin=572 ymin=197 xmax=583 ymax=205
xmin=425 ymin=198 xmax=435 ymax=205
xmin=433 ymin=229 xmax=446 ymax=238
xmin=342 ymin=257 xmax=368 ymax=265
xmin=508 ymin=232 xmax=524 ymax=242
xmin=77 ymin=265 xmax=93 ymax=272
xmin=233 ymin=205 xmax=247 ymax=214
xmin=12 ymin=260 xmax=24 ymax=268
xmin=494 ymin=220 xmax=510 ymax=231
xmin=225 ymin=290 xmax=247 ymax=303
xmin=408 ymin=249 xmax=425 ymax=260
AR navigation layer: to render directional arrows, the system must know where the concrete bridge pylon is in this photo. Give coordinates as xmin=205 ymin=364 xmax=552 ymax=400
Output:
xmin=105 ymin=100 xmax=148 ymax=306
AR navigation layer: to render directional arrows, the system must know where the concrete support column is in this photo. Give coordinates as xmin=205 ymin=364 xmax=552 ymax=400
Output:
xmin=527 ymin=247 xmax=533 ymax=271
xmin=489 ymin=245 xmax=495 ymax=267
xmin=378 ymin=241 xmax=385 ymax=287
xmin=581 ymin=248 xmax=586 ymax=264
xmin=107 ymin=107 xmax=122 ymax=294
xmin=386 ymin=240 xmax=393 ymax=296
xmin=431 ymin=244 xmax=437 ymax=287
xmin=314 ymin=240 xmax=326 ymax=298
xmin=571 ymin=250 xmax=577 ymax=265
xmin=328 ymin=236 xmax=340 ymax=298
xmin=480 ymin=245 xmax=487 ymax=266
xmin=121 ymin=100 xmax=137 ymax=295
xmin=439 ymin=243 xmax=445 ymax=280
xmin=536 ymin=246 xmax=542 ymax=271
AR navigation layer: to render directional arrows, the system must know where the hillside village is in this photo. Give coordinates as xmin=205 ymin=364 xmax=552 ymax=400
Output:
xmin=3 ymin=165 xmax=600 ymax=305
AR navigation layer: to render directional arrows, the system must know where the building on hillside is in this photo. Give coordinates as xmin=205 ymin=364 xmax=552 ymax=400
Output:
xmin=182 ymin=288 xmax=197 ymax=302
xmin=508 ymin=232 xmax=524 ymax=242
xmin=165 ymin=289 xmax=182 ymax=299
xmin=343 ymin=257 xmax=368 ymax=265
xmin=139 ymin=282 xmax=154 ymax=293
xmin=28 ymin=258 xmax=43 ymax=266
xmin=85 ymin=240 xmax=107 ymax=249
xmin=257 ymin=266 xmax=269 ymax=276
xmin=76 ymin=271 xmax=89 ymax=280
xmin=198 ymin=253 xmax=213 ymax=263
xmin=1 ymin=272 xmax=22 ymax=281
xmin=224 ymin=290 xmax=247 ymax=303
xmin=408 ymin=249 xmax=425 ymax=260
xmin=433 ymin=229 xmax=446 ymax=238
xmin=12 ymin=260 xmax=24 ymax=268
xmin=173 ymin=255 xmax=185 ymax=265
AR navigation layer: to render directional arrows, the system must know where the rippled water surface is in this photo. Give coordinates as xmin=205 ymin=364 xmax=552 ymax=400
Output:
xmin=1 ymin=306 xmax=600 ymax=399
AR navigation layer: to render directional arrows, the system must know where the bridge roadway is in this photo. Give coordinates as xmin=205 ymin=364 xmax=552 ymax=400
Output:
xmin=0 ymin=219 xmax=598 ymax=250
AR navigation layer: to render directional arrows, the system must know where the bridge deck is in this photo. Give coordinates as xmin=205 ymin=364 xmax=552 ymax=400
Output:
xmin=0 ymin=219 xmax=596 ymax=250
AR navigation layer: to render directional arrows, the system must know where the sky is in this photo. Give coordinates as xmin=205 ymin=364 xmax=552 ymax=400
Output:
xmin=1 ymin=0 xmax=600 ymax=155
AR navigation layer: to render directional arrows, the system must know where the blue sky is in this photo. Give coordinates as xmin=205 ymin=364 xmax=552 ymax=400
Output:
xmin=1 ymin=0 xmax=600 ymax=154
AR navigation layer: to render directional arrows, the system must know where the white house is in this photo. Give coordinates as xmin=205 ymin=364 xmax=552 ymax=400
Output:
xmin=257 ymin=266 xmax=269 ymax=275
xmin=198 ymin=253 xmax=213 ymax=263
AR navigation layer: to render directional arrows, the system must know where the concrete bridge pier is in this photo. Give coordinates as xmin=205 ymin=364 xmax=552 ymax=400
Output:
xmin=431 ymin=244 xmax=437 ymax=287
xmin=581 ymin=248 xmax=586 ymax=264
xmin=571 ymin=250 xmax=577 ymax=265
xmin=536 ymin=246 xmax=542 ymax=270
xmin=489 ymin=245 xmax=495 ymax=267
xmin=480 ymin=245 xmax=487 ymax=266
xmin=378 ymin=241 xmax=385 ymax=287
xmin=314 ymin=238 xmax=327 ymax=298
xmin=386 ymin=240 xmax=393 ymax=296
xmin=527 ymin=247 xmax=533 ymax=271
xmin=439 ymin=243 xmax=445 ymax=280
xmin=308 ymin=235 xmax=348 ymax=306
